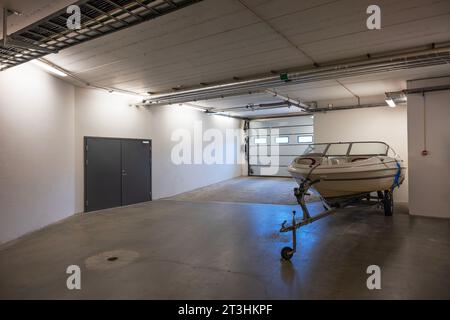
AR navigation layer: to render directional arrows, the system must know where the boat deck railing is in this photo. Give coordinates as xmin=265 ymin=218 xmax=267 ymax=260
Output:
xmin=302 ymin=141 xmax=399 ymax=158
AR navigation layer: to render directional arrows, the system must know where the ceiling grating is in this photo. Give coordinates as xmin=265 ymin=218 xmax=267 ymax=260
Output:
xmin=0 ymin=0 xmax=202 ymax=71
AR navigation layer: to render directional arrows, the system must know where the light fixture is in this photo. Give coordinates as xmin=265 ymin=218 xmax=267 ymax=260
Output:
xmin=109 ymin=90 xmax=144 ymax=100
xmin=385 ymin=98 xmax=396 ymax=108
xmin=385 ymin=91 xmax=408 ymax=107
xmin=213 ymin=111 xmax=226 ymax=115
xmin=180 ymin=103 xmax=207 ymax=112
xmin=31 ymin=59 xmax=67 ymax=77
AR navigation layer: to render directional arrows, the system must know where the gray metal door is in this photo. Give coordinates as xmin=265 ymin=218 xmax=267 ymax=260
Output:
xmin=85 ymin=138 xmax=122 ymax=211
xmin=84 ymin=137 xmax=152 ymax=212
xmin=122 ymin=139 xmax=152 ymax=206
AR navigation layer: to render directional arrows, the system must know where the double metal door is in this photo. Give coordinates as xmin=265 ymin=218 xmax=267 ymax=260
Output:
xmin=84 ymin=137 xmax=152 ymax=212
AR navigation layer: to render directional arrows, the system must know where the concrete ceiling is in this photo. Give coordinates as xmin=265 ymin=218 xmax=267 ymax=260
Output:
xmin=3 ymin=0 xmax=450 ymax=116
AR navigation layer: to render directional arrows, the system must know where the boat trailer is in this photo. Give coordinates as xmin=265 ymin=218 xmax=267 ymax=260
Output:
xmin=279 ymin=178 xmax=394 ymax=261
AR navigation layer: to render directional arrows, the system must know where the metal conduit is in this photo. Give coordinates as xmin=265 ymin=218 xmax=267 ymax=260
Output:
xmin=143 ymin=45 xmax=450 ymax=105
xmin=150 ymin=54 xmax=450 ymax=102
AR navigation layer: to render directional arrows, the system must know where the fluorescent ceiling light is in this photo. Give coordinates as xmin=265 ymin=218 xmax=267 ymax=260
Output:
xmin=109 ymin=90 xmax=144 ymax=99
xmin=180 ymin=103 xmax=206 ymax=112
xmin=32 ymin=60 xmax=67 ymax=77
xmin=385 ymin=98 xmax=396 ymax=108
xmin=214 ymin=111 xmax=230 ymax=117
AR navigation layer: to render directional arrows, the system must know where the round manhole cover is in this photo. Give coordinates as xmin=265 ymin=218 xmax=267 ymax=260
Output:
xmin=85 ymin=249 xmax=139 ymax=270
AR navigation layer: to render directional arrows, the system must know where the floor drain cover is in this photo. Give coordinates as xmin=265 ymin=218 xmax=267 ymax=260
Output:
xmin=85 ymin=249 xmax=139 ymax=270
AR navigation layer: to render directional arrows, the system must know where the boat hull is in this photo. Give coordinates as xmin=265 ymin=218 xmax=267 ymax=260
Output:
xmin=288 ymin=157 xmax=405 ymax=198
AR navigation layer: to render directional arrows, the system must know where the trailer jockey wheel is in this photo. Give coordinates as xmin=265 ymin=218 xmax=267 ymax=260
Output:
xmin=281 ymin=246 xmax=294 ymax=260
xmin=383 ymin=190 xmax=394 ymax=216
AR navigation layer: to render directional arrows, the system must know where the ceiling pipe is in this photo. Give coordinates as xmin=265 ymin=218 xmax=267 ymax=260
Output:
xmin=203 ymin=110 xmax=248 ymax=120
xmin=2 ymin=8 xmax=7 ymax=47
xmin=212 ymin=101 xmax=292 ymax=112
xmin=248 ymin=113 xmax=313 ymax=120
xmin=142 ymin=43 xmax=450 ymax=105
xmin=310 ymin=101 xmax=406 ymax=113
xmin=264 ymin=89 xmax=310 ymax=111
xmin=248 ymin=101 xmax=408 ymax=119
xmin=388 ymin=84 xmax=450 ymax=95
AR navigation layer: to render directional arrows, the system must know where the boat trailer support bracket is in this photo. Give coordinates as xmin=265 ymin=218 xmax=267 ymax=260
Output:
xmin=279 ymin=179 xmax=336 ymax=260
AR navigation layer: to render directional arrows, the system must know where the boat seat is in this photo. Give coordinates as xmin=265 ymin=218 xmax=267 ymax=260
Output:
xmin=328 ymin=157 xmax=347 ymax=165
xmin=296 ymin=157 xmax=320 ymax=166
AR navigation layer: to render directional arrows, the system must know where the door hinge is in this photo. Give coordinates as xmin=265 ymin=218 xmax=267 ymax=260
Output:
xmin=85 ymin=200 xmax=89 ymax=207
xmin=85 ymin=145 xmax=89 ymax=151
xmin=85 ymin=159 xmax=88 ymax=165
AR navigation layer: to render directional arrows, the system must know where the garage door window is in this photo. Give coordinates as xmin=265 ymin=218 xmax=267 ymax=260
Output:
xmin=254 ymin=137 xmax=267 ymax=144
xmin=275 ymin=136 xmax=289 ymax=144
xmin=298 ymin=136 xmax=313 ymax=144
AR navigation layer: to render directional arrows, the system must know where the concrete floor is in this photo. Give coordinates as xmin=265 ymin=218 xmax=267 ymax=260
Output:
xmin=1 ymin=178 xmax=449 ymax=299
xmin=166 ymin=176 xmax=320 ymax=205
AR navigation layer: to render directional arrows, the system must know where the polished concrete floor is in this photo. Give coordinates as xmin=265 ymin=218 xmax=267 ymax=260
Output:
xmin=166 ymin=176 xmax=320 ymax=205
xmin=1 ymin=179 xmax=449 ymax=299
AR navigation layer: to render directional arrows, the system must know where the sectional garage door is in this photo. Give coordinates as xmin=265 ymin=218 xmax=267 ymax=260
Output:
xmin=248 ymin=116 xmax=314 ymax=177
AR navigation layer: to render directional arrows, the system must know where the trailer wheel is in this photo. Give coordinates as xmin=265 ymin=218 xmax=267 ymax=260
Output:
xmin=281 ymin=247 xmax=294 ymax=260
xmin=383 ymin=190 xmax=393 ymax=216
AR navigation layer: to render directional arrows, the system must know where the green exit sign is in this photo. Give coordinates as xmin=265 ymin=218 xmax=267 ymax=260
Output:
xmin=280 ymin=73 xmax=289 ymax=81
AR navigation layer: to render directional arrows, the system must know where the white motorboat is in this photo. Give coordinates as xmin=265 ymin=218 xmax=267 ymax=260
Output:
xmin=287 ymin=141 xmax=405 ymax=199
xmin=279 ymin=141 xmax=406 ymax=260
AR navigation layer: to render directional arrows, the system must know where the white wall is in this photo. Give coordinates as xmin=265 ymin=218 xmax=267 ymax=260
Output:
xmin=149 ymin=105 xmax=242 ymax=199
xmin=0 ymin=75 xmax=242 ymax=243
xmin=407 ymin=76 xmax=450 ymax=218
xmin=0 ymin=63 xmax=75 ymax=243
xmin=314 ymin=106 xmax=409 ymax=203
xmin=74 ymin=89 xmax=242 ymax=206
xmin=74 ymin=87 xmax=152 ymax=212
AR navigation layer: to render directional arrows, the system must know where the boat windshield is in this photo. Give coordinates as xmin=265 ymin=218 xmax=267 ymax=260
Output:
xmin=302 ymin=144 xmax=328 ymax=157
xmin=303 ymin=142 xmax=389 ymax=157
